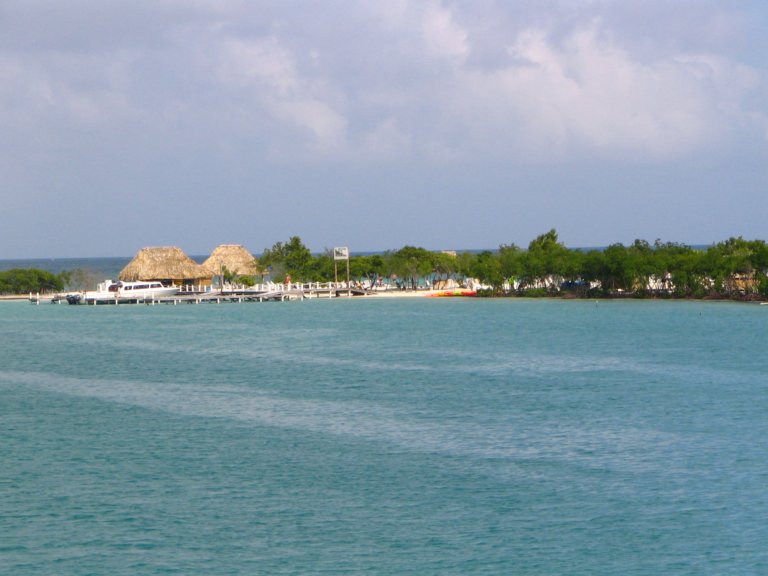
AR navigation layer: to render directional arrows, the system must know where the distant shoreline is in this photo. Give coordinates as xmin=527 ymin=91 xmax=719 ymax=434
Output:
xmin=5 ymin=288 xmax=477 ymax=303
xmin=7 ymin=291 xmax=766 ymax=304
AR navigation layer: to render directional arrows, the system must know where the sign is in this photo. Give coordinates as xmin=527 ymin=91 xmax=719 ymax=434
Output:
xmin=333 ymin=246 xmax=349 ymax=261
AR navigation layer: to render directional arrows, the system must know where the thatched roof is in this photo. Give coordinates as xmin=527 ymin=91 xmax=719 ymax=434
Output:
xmin=119 ymin=246 xmax=213 ymax=281
xmin=202 ymin=244 xmax=260 ymax=276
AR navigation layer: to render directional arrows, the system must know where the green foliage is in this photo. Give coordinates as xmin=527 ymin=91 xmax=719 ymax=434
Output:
xmin=221 ymin=266 xmax=237 ymax=284
xmin=469 ymin=251 xmax=503 ymax=289
xmin=498 ymin=244 xmax=523 ymax=281
xmin=260 ymin=236 xmax=314 ymax=282
xmin=0 ymin=268 xmax=64 ymax=294
xmin=349 ymin=254 xmax=385 ymax=286
xmin=431 ymin=252 xmax=459 ymax=286
xmin=759 ymin=275 xmax=768 ymax=297
xmin=521 ymin=288 xmax=549 ymax=298
xmin=603 ymin=244 xmax=642 ymax=291
xmin=386 ymin=246 xmax=435 ymax=288
xmin=518 ymin=230 xmax=578 ymax=291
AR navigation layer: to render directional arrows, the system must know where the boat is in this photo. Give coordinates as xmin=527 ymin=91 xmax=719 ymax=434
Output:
xmin=426 ymin=289 xmax=477 ymax=298
xmin=68 ymin=280 xmax=179 ymax=304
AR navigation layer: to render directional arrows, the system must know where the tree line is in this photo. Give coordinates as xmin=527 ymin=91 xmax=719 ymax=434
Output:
xmin=4 ymin=230 xmax=768 ymax=298
xmin=258 ymin=231 xmax=768 ymax=299
xmin=0 ymin=268 xmax=100 ymax=295
xmin=0 ymin=268 xmax=65 ymax=294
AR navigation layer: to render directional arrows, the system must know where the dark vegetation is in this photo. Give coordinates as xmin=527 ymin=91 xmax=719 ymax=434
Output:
xmin=0 ymin=267 xmax=99 ymax=295
xmin=0 ymin=268 xmax=65 ymax=294
xmin=260 ymin=231 xmax=768 ymax=300
xmin=4 ymin=230 xmax=768 ymax=300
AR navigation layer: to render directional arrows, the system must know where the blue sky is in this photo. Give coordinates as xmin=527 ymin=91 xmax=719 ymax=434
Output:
xmin=1 ymin=0 xmax=767 ymax=258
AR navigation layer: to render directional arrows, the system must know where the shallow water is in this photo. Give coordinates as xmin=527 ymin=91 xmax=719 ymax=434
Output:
xmin=2 ymin=298 xmax=767 ymax=574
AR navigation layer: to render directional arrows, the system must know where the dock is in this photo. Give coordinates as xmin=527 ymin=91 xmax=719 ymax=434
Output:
xmin=29 ymin=282 xmax=374 ymax=305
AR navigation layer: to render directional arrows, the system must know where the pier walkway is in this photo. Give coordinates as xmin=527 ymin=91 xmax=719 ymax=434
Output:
xmin=30 ymin=282 xmax=375 ymax=305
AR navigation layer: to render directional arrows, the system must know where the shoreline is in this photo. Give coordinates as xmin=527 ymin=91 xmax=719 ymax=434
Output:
xmin=7 ymin=291 xmax=766 ymax=304
xmin=4 ymin=288 xmax=477 ymax=302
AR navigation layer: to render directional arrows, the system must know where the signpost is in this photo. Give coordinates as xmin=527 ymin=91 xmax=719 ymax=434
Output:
xmin=333 ymin=247 xmax=350 ymax=297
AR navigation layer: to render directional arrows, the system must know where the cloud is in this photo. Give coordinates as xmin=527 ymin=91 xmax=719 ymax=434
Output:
xmin=421 ymin=2 xmax=469 ymax=64
xmin=486 ymin=24 xmax=725 ymax=158
xmin=1 ymin=1 xmax=768 ymax=257
xmin=220 ymin=36 xmax=299 ymax=96
xmin=217 ymin=35 xmax=348 ymax=157
xmin=385 ymin=13 xmax=764 ymax=162
xmin=2 ymin=2 xmax=763 ymax=169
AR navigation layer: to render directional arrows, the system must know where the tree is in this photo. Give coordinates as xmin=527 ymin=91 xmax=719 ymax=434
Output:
xmin=260 ymin=236 xmax=313 ymax=282
xmin=498 ymin=244 xmax=523 ymax=289
xmin=0 ymin=268 xmax=64 ymax=294
xmin=454 ymin=251 xmax=477 ymax=283
xmin=387 ymin=246 xmax=434 ymax=289
xmin=470 ymin=251 xmax=503 ymax=290
xmin=521 ymin=229 xmax=571 ymax=291
xmin=431 ymin=251 xmax=459 ymax=288
xmin=651 ymin=241 xmax=698 ymax=296
xmin=310 ymin=250 xmax=335 ymax=282
xmin=601 ymin=243 xmax=634 ymax=292
xmin=350 ymin=254 xmax=385 ymax=287
xmin=580 ymin=250 xmax=605 ymax=292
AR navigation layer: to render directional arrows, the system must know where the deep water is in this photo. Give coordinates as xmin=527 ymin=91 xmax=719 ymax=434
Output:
xmin=1 ymin=298 xmax=767 ymax=574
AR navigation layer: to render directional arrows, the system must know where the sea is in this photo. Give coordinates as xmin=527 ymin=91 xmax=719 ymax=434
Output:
xmin=0 ymin=256 xmax=184 ymax=281
xmin=2 ymin=261 xmax=768 ymax=574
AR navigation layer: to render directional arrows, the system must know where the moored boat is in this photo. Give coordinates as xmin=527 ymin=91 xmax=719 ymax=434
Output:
xmin=70 ymin=280 xmax=179 ymax=304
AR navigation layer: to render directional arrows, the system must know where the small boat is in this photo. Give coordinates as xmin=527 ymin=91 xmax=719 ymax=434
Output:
xmin=427 ymin=289 xmax=477 ymax=298
xmin=71 ymin=280 xmax=179 ymax=304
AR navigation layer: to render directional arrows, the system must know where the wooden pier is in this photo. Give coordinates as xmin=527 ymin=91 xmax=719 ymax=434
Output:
xmin=29 ymin=282 xmax=373 ymax=305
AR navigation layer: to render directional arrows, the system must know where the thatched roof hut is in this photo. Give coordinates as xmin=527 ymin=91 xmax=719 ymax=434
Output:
xmin=119 ymin=246 xmax=213 ymax=286
xmin=202 ymin=244 xmax=261 ymax=277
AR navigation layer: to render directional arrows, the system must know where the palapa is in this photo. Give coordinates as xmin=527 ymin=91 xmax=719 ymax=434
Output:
xmin=202 ymin=244 xmax=261 ymax=277
xmin=119 ymin=246 xmax=212 ymax=284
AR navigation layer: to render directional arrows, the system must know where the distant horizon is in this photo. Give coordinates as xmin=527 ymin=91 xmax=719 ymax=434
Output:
xmin=0 ymin=240 xmax=740 ymax=263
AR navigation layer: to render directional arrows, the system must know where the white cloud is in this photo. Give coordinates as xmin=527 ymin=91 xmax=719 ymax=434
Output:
xmin=221 ymin=36 xmax=298 ymax=95
xmin=271 ymin=99 xmax=348 ymax=153
xmin=421 ymin=2 xmax=469 ymax=64
xmin=287 ymin=5 xmax=764 ymax=165
xmin=4 ymin=2 xmax=760 ymax=168
xmin=219 ymin=36 xmax=348 ymax=156
xmin=427 ymin=21 xmax=762 ymax=161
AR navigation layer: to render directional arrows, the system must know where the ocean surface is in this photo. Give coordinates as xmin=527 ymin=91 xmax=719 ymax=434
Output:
xmin=2 ymin=297 xmax=767 ymax=575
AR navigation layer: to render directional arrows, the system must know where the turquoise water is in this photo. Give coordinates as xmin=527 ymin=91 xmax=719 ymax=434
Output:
xmin=2 ymin=298 xmax=767 ymax=574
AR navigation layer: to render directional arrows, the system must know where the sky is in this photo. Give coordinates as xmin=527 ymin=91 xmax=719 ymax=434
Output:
xmin=1 ymin=0 xmax=767 ymax=258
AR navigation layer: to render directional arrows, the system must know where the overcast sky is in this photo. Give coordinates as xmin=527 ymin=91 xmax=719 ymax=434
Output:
xmin=1 ymin=0 xmax=767 ymax=258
